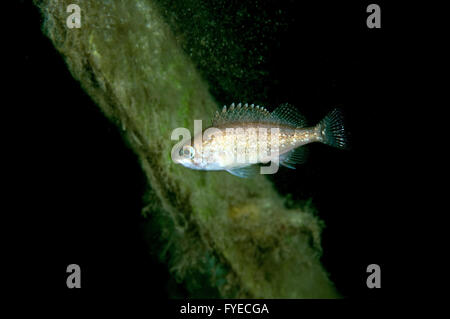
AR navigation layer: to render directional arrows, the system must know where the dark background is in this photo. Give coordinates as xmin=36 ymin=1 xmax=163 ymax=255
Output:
xmin=9 ymin=0 xmax=410 ymax=310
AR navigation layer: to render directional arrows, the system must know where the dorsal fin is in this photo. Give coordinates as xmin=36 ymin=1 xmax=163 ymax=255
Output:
xmin=212 ymin=102 xmax=271 ymax=126
xmin=226 ymin=164 xmax=259 ymax=178
xmin=269 ymin=103 xmax=307 ymax=128
xmin=212 ymin=102 xmax=306 ymax=128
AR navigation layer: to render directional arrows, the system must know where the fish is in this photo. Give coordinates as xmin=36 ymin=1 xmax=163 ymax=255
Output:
xmin=173 ymin=103 xmax=347 ymax=177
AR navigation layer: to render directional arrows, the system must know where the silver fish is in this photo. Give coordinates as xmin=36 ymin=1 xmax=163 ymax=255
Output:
xmin=174 ymin=103 xmax=347 ymax=177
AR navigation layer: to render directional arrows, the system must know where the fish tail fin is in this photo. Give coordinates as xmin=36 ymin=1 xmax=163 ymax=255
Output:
xmin=318 ymin=108 xmax=348 ymax=149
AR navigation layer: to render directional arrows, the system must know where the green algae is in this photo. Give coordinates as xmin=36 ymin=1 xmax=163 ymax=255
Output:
xmin=36 ymin=0 xmax=339 ymax=298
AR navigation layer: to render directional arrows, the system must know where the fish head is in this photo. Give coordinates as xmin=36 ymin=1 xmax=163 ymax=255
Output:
xmin=173 ymin=140 xmax=204 ymax=170
xmin=173 ymin=130 xmax=234 ymax=171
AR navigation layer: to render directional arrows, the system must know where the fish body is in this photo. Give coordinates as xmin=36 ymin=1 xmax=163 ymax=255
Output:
xmin=174 ymin=103 xmax=347 ymax=177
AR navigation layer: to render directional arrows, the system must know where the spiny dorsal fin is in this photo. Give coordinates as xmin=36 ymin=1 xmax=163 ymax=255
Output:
xmin=269 ymin=103 xmax=307 ymax=128
xmin=212 ymin=102 xmax=271 ymax=126
xmin=213 ymin=102 xmax=306 ymax=128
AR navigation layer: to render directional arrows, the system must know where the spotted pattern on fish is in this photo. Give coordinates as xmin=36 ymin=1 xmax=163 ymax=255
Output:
xmin=174 ymin=103 xmax=348 ymax=177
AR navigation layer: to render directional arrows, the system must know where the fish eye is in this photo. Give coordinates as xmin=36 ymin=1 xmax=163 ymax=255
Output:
xmin=181 ymin=145 xmax=195 ymax=159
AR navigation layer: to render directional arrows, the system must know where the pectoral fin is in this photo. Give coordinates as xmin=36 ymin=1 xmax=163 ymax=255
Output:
xmin=226 ymin=165 xmax=259 ymax=178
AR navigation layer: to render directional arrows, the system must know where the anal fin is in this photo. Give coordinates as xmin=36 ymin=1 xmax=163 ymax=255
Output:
xmin=279 ymin=147 xmax=308 ymax=169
